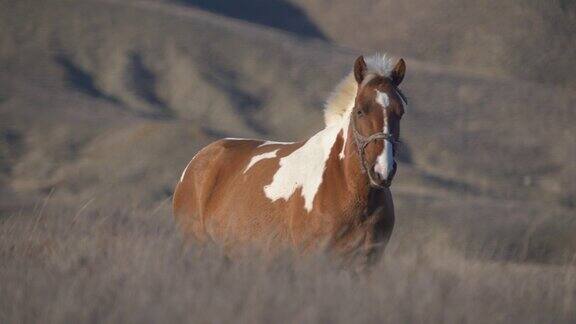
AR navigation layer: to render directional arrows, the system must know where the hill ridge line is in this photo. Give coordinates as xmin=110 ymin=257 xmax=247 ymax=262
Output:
xmin=91 ymin=0 xmax=576 ymax=93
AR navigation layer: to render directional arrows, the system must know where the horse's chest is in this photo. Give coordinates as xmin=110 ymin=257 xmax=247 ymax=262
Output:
xmin=331 ymin=196 xmax=391 ymax=243
xmin=299 ymin=203 xmax=375 ymax=241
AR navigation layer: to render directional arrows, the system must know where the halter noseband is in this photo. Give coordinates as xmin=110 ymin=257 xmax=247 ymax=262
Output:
xmin=350 ymin=113 xmax=395 ymax=189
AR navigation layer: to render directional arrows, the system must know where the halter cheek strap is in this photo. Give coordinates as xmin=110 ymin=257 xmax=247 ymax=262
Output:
xmin=350 ymin=114 xmax=395 ymax=189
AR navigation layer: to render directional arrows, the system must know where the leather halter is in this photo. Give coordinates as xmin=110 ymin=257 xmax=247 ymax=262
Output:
xmin=350 ymin=111 xmax=395 ymax=189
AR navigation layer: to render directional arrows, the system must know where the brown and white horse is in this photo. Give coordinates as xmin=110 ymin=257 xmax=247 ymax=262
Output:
xmin=173 ymin=54 xmax=407 ymax=267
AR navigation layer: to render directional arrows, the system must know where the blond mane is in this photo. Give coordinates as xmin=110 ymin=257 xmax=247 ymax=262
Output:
xmin=324 ymin=54 xmax=395 ymax=127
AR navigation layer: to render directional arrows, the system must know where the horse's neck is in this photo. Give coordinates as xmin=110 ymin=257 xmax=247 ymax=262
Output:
xmin=344 ymin=124 xmax=372 ymax=195
xmin=324 ymin=120 xmax=372 ymax=199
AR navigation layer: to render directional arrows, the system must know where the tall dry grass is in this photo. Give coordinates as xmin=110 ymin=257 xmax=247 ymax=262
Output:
xmin=1 ymin=195 xmax=575 ymax=323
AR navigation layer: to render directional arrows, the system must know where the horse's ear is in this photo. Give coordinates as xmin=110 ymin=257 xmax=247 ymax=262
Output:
xmin=391 ymin=58 xmax=406 ymax=86
xmin=354 ymin=56 xmax=367 ymax=84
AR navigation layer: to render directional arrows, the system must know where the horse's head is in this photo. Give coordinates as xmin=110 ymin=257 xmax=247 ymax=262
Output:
xmin=351 ymin=55 xmax=407 ymax=188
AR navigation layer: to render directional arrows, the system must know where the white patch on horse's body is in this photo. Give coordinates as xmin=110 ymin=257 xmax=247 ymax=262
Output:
xmin=258 ymin=141 xmax=294 ymax=147
xmin=244 ymin=149 xmax=280 ymax=173
xmin=224 ymin=137 xmax=250 ymax=141
xmin=264 ymin=125 xmax=341 ymax=212
xmin=225 ymin=138 xmax=294 ymax=148
xmin=373 ymin=90 xmax=394 ymax=180
xmin=338 ymin=115 xmax=351 ymax=159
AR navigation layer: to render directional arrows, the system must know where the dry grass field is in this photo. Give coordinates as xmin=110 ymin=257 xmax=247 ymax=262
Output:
xmin=1 ymin=0 xmax=576 ymax=323
xmin=1 ymin=200 xmax=575 ymax=323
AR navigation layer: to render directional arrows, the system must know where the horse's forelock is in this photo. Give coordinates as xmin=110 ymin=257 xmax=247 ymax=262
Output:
xmin=323 ymin=54 xmax=395 ymax=128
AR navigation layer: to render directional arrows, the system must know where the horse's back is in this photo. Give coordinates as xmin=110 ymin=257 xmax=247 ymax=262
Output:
xmin=172 ymin=138 xmax=264 ymax=240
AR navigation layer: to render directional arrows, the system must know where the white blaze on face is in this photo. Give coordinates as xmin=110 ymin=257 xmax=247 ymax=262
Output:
xmin=374 ymin=90 xmax=395 ymax=180
xmin=375 ymin=91 xmax=389 ymax=108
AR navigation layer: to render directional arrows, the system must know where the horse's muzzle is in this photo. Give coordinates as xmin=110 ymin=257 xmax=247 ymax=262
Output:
xmin=373 ymin=161 xmax=397 ymax=189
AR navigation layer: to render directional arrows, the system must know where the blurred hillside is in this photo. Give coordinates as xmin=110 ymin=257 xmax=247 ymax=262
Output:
xmin=167 ymin=0 xmax=576 ymax=87
xmin=294 ymin=0 xmax=576 ymax=88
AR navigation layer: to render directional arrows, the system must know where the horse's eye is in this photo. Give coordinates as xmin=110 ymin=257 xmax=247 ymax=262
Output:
xmin=356 ymin=109 xmax=364 ymax=116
